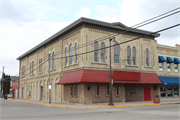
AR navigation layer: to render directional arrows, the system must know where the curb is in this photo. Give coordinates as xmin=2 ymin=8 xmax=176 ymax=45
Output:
xmin=5 ymin=100 xmax=76 ymax=109
xmin=5 ymin=99 xmax=179 ymax=109
xmin=86 ymin=103 xmax=161 ymax=109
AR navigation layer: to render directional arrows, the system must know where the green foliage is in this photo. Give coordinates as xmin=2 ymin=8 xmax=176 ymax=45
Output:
xmin=2 ymin=73 xmax=11 ymax=95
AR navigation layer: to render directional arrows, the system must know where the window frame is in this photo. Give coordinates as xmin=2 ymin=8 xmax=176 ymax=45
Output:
xmin=101 ymin=42 xmax=105 ymax=63
xmin=114 ymin=43 xmax=120 ymax=64
xmin=75 ymin=43 xmax=78 ymax=63
xmin=65 ymin=48 xmax=67 ymax=66
xmin=167 ymin=63 xmax=171 ymax=72
xmin=94 ymin=42 xmax=98 ymax=62
xmin=146 ymin=48 xmax=149 ymax=66
xmin=132 ymin=47 xmax=136 ymax=65
xmin=174 ymin=64 xmax=178 ymax=72
xmin=159 ymin=62 xmax=163 ymax=71
xmin=69 ymin=44 xmax=73 ymax=65
xmin=127 ymin=46 xmax=131 ymax=65
xmin=52 ymin=52 xmax=55 ymax=69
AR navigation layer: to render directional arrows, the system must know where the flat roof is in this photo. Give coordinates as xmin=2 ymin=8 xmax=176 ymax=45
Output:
xmin=17 ymin=17 xmax=160 ymax=60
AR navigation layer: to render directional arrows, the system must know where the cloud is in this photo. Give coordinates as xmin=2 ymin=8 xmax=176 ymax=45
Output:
xmin=95 ymin=4 xmax=121 ymax=22
xmin=74 ymin=7 xmax=91 ymax=18
xmin=1 ymin=19 xmax=71 ymax=75
xmin=119 ymin=0 xmax=180 ymax=46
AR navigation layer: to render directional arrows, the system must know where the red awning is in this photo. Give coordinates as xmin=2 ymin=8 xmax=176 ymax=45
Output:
xmin=57 ymin=69 xmax=162 ymax=85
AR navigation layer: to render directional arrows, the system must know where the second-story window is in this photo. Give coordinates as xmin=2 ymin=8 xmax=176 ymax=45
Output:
xmin=32 ymin=61 xmax=34 ymax=74
xmin=30 ymin=62 xmax=31 ymax=74
xmin=39 ymin=59 xmax=41 ymax=72
xmin=69 ymin=44 xmax=73 ymax=65
xmin=48 ymin=53 xmax=51 ymax=69
xmin=174 ymin=64 xmax=178 ymax=72
xmin=40 ymin=58 xmax=42 ymax=72
xmin=146 ymin=48 xmax=149 ymax=66
xmin=65 ymin=48 xmax=67 ymax=66
xmin=114 ymin=44 xmax=119 ymax=63
xmin=127 ymin=46 xmax=131 ymax=65
xmin=133 ymin=47 xmax=136 ymax=65
xmin=52 ymin=52 xmax=55 ymax=69
xmin=94 ymin=42 xmax=98 ymax=62
xmin=75 ymin=43 xmax=78 ymax=63
xmin=101 ymin=42 xmax=105 ymax=62
xmin=159 ymin=63 xmax=163 ymax=71
xmin=167 ymin=63 xmax=171 ymax=72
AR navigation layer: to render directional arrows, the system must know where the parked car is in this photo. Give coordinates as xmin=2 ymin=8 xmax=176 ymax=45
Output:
xmin=8 ymin=94 xmax=12 ymax=98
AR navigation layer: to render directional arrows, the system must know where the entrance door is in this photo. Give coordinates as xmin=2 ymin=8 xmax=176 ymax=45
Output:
xmin=40 ymin=86 xmax=43 ymax=101
xmin=144 ymin=87 xmax=151 ymax=101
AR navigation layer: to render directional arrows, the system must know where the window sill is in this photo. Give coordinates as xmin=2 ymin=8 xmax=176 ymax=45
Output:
xmin=126 ymin=64 xmax=138 ymax=67
xmin=174 ymin=70 xmax=179 ymax=73
xmin=92 ymin=62 xmax=108 ymax=65
xmin=145 ymin=65 xmax=151 ymax=68
xmin=51 ymin=68 xmax=56 ymax=71
xmin=29 ymin=74 xmax=35 ymax=77
xmin=38 ymin=72 xmax=43 ymax=75
xmin=115 ymin=95 xmax=120 ymax=97
xmin=47 ymin=68 xmax=56 ymax=72
xmin=95 ymin=95 xmax=100 ymax=98
xmin=64 ymin=63 xmax=79 ymax=68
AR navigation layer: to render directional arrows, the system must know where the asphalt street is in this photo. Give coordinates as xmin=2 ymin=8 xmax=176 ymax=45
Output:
xmin=0 ymin=99 xmax=180 ymax=120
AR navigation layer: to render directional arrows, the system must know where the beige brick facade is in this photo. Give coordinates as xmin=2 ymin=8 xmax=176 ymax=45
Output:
xmin=17 ymin=18 xmax=179 ymax=103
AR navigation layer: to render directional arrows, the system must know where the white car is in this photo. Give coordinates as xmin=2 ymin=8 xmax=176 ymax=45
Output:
xmin=8 ymin=94 xmax=12 ymax=98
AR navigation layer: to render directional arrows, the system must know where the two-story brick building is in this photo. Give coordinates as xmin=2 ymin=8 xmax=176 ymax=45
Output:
xmin=157 ymin=44 xmax=180 ymax=101
xmin=17 ymin=17 xmax=179 ymax=104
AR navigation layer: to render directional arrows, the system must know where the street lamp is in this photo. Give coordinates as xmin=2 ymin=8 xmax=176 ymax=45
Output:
xmin=108 ymin=37 xmax=115 ymax=106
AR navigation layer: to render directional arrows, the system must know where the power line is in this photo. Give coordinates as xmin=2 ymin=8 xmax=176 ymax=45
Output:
xmin=54 ymin=24 xmax=180 ymax=60
xmin=16 ymin=7 xmax=180 ymax=76
xmin=21 ymin=59 xmax=48 ymax=78
xmin=53 ymin=8 xmax=180 ymax=57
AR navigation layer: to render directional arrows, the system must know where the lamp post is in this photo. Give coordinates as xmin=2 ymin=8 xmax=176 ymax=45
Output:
xmin=108 ymin=37 xmax=115 ymax=106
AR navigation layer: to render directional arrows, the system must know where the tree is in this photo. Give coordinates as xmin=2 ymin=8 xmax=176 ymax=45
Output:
xmin=1 ymin=73 xmax=11 ymax=95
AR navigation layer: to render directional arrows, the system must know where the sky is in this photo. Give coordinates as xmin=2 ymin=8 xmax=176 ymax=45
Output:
xmin=0 ymin=0 xmax=179 ymax=77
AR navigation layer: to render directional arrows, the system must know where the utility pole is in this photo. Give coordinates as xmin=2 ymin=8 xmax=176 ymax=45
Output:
xmin=1 ymin=67 xmax=4 ymax=99
xmin=108 ymin=37 xmax=115 ymax=106
xmin=48 ymin=55 xmax=51 ymax=104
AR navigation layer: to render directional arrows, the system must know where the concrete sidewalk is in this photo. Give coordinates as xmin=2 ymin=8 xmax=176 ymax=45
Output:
xmin=5 ymin=98 xmax=180 ymax=109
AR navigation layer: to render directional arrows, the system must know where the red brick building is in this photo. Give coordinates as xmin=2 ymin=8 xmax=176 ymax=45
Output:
xmin=12 ymin=81 xmax=19 ymax=98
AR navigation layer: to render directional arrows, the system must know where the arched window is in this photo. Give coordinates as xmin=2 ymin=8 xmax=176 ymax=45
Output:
xmin=65 ymin=48 xmax=67 ymax=66
xmin=30 ymin=62 xmax=31 ymax=74
xmin=52 ymin=52 xmax=55 ymax=69
xmin=41 ymin=58 xmax=42 ymax=72
xmin=32 ymin=61 xmax=34 ymax=74
xmin=75 ymin=43 xmax=78 ymax=63
xmin=146 ymin=48 xmax=149 ymax=66
xmin=127 ymin=46 xmax=131 ymax=65
xmin=133 ymin=47 xmax=136 ymax=65
xmin=94 ymin=42 xmax=98 ymax=62
xmin=48 ymin=53 xmax=51 ymax=69
xmin=39 ymin=59 xmax=41 ymax=72
xmin=114 ymin=44 xmax=120 ymax=63
xmin=101 ymin=42 xmax=105 ymax=62
xmin=69 ymin=44 xmax=73 ymax=65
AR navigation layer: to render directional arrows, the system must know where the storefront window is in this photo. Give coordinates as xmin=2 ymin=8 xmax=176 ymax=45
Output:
xmin=174 ymin=87 xmax=179 ymax=97
xmin=160 ymin=87 xmax=166 ymax=97
xmin=167 ymin=87 xmax=172 ymax=97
